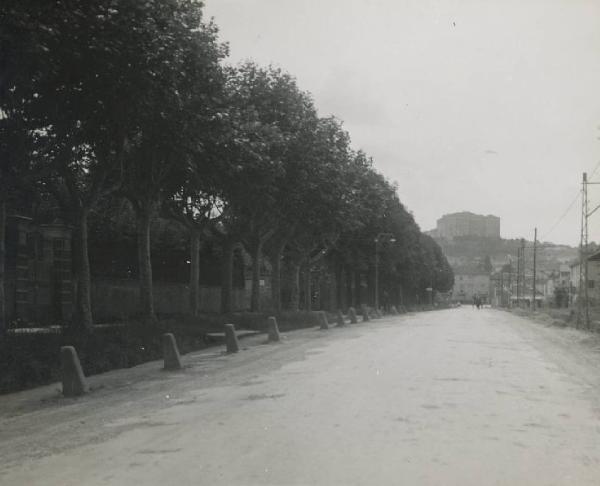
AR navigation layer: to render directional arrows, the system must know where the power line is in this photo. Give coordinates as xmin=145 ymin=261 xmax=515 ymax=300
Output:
xmin=539 ymin=159 xmax=600 ymax=242
xmin=539 ymin=191 xmax=580 ymax=241
xmin=590 ymin=159 xmax=600 ymax=179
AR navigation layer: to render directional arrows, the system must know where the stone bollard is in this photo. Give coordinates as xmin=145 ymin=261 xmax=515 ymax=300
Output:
xmin=376 ymin=309 xmax=383 ymax=319
xmin=390 ymin=305 xmax=398 ymax=315
xmin=318 ymin=311 xmax=329 ymax=330
xmin=336 ymin=309 xmax=346 ymax=327
xmin=224 ymin=323 xmax=240 ymax=353
xmin=60 ymin=346 xmax=89 ymax=397
xmin=162 ymin=333 xmax=183 ymax=370
xmin=267 ymin=316 xmax=281 ymax=342
xmin=348 ymin=307 xmax=358 ymax=324
xmin=361 ymin=305 xmax=370 ymax=322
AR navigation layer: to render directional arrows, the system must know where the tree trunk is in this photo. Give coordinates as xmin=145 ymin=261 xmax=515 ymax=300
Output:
xmin=136 ymin=207 xmax=155 ymax=320
xmin=368 ymin=264 xmax=375 ymax=307
xmin=340 ymin=266 xmax=347 ymax=311
xmin=75 ymin=209 xmax=93 ymax=330
xmin=0 ymin=199 xmax=5 ymax=337
xmin=346 ymin=265 xmax=353 ymax=308
xmin=304 ymin=257 xmax=311 ymax=312
xmin=353 ymin=269 xmax=361 ymax=306
xmin=221 ymin=241 xmax=235 ymax=314
xmin=189 ymin=230 xmax=201 ymax=317
xmin=289 ymin=262 xmax=300 ymax=311
xmin=334 ymin=261 xmax=342 ymax=311
xmin=270 ymin=240 xmax=286 ymax=314
xmin=250 ymin=238 xmax=262 ymax=312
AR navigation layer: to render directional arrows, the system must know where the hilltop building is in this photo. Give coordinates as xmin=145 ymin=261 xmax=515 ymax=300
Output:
xmin=431 ymin=212 xmax=500 ymax=240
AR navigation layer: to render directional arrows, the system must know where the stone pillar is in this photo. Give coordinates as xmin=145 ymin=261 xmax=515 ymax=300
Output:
xmin=224 ymin=323 xmax=239 ymax=353
xmin=267 ymin=316 xmax=280 ymax=342
xmin=348 ymin=307 xmax=358 ymax=324
xmin=336 ymin=309 xmax=345 ymax=327
xmin=318 ymin=311 xmax=329 ymax=330
xmin=162 ymin=333 xmax=183 ymax=370
xmin=60 ymin=346 xmax=89 ymax=397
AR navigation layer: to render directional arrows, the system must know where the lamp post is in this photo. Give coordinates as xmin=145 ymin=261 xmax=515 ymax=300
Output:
xmin=374 ymin=233 xmax=396 ymax=310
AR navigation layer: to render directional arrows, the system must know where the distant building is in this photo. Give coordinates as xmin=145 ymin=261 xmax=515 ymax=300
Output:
xmin=543 ymin=264 xmax=571 ymax=307
xmin=569 ymin=251 xmax=600 ymax=305
xmin=434 ymin=212 xmax=500 ymax=239
xmin=451 ymin=267 xmax=491 ymax=304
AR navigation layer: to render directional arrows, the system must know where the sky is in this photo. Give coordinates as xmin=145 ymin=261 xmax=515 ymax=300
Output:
xmin=203 ymin=0 xmax=600 ymax=246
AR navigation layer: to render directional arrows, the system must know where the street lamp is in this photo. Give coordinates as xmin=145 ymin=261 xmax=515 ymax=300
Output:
xmin=375 ymin=233 xmax=396 ymax=311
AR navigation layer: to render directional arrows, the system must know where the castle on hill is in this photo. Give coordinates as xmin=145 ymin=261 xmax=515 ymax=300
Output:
xmin=427 ymin=211 xmax=500 ymax=240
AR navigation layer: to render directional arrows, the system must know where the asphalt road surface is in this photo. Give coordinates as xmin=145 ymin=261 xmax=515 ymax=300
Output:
xmin=2 ymin=308 xmax=600 ymax=485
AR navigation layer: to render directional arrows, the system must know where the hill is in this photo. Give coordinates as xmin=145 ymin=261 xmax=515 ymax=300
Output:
xmin=432 ymin=235 xmax=578 ymax=273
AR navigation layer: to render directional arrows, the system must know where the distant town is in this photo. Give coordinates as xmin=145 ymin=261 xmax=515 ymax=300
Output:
xmin=427 ymin=211 xmax=581 ymax=308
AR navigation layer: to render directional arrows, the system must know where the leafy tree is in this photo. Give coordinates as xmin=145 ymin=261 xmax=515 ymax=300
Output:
xmin=279 ymin=117 xmax=356 ymax=311
xmin=482 ymin=255 xmax=493 ymax=274
xmin=115 ymin=0 xmax=226 ymax=320
xmin=1 ymin=1 xmax=53 ymax=333
xmin=220 ymin=63 xmax=317 ymax=312
xmin=163 ymin=186 xmax=223 ymax=317
xmin=1 ymin=0 xmax=226 ymax=326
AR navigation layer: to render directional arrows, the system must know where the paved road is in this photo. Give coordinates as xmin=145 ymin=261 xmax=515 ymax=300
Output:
xmin=2 ymin=308 xmax=600 ymax=485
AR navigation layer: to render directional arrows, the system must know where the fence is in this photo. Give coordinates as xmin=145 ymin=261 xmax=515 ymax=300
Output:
xmin=91 ymin=279 xmax=261 ymax=321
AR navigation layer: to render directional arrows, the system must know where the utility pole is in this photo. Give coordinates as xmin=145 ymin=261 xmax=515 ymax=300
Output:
xmin=579 ymin=172 xmax=589 ymax=328
xmin=374 ymin=239 xmax=379 ymax=311
xmin=520 ymin=238 xmax=526 ymax=308
xmin=516 ymin=246 xmax=521 ymax=304
xmin=532 ymin=228 xmax=537 ymax=311
xmin=508 ymin=257 xmax=513 ymax=307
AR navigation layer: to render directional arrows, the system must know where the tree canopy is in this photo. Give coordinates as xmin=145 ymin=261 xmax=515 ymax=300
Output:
xmin=1 ymin=0 xmax=453 ymax=327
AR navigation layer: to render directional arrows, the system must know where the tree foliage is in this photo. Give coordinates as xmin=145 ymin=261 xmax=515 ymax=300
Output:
xmin=2 ymin=0 xmax=453 ymax=326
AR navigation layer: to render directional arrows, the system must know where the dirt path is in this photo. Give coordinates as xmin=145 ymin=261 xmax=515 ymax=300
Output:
xmin=2 ymin=308 xmax=600 ymax=485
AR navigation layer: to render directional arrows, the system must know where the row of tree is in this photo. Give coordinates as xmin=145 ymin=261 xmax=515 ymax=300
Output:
xmin=0 ymin=0 xmax=453 ymax=332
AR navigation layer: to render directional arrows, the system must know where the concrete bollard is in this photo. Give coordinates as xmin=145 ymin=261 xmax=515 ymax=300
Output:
xmin=224 ymin=323 xmax=240 ymax=353
xmin=348 ymin=307 xmax=358 ymax=324
xmin=361 ymin=305 xmax=370 ymax=322
xmin=60 ymin=346 xmax=89 ymax=397
xmin=318 ymin=311 xmax=329 ymax=330
xmin=336 ymin=309 xmax=346 ymax=327
xmin=162 ymin=333 xmax=183 ymax=370
xmin=267 ymin=316 xmax=281 ymax=342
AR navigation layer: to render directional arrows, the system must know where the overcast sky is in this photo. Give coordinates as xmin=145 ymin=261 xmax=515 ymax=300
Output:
xmin=204 ymin=0 xmax=600 ymax=246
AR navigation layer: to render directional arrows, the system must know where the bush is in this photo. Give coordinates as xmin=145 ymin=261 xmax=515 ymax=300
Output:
xmin=0 ymin=310 xmax=329 ymax=394
xmin=1 ymin=318 xmax=190 ymax=394
xmin=0 ymin=333 xmax=62 ymax=393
